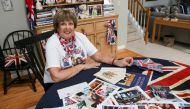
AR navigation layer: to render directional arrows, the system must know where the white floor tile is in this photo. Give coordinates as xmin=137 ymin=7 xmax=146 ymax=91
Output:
xmin=126 ymin=39 xmax=190 ymax=65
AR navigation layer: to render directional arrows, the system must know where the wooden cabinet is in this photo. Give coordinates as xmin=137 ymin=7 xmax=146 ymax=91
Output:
xmin=34 ymin=14 xmax=118 ymax=65
xmin=78 ymin=15 xmax=118 ymax=56
xmin=96 ymin=32 xmax=116 ymax=56
xmin=75 ymin=23 xmax=95 ymax=35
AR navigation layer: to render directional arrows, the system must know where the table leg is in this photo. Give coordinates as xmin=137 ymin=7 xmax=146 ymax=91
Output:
xmin=157 ymin=25 xmax=161 ymax=41
xmin=152 ymin=22 xmax=156 ymax=43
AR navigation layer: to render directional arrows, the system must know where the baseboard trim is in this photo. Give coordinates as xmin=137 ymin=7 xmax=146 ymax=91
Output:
xmin=117 ymin=45 xmax=126 ymax=50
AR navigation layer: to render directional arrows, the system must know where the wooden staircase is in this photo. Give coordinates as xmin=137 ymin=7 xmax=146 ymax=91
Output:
xmin=127 ymin=20 xmax=141 ymax=42
xmin=128 ymin=0 xmax=151 ymax=44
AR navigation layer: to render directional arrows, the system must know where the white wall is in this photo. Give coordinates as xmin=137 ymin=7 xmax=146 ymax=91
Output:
xmin=0 ymin=0 xmax=128 ymax=49
xmin=113 ymin=0 xmax=128 ymax=49
xmin=0 ymin=0 xmax=29 ymax=47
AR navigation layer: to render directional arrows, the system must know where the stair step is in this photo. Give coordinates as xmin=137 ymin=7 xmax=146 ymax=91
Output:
xmin=127 ymin=30 xmax=137 ymax=34
xmin=127 ymin=32 xmax=142 ymax=42
xmin=127 ymin=15 xmax=144 ymax=43
xmin=128 ymin=20 xmax=132 ymax=25
xmin=127 ymin=25 xmax=137 ymax=34
xmin=127 ymin=38 xmax=142 ymax=43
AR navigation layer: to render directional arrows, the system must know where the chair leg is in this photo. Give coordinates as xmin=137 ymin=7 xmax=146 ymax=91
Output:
xmin=16 ymin=70 xmax=22 ymax=80
xmin=32 ymin=51 xmax=43 ymax=73
xmin=27 ymin=69 xmax=36 ymax=92
xmin=3 ymin=71 xmax=8 ymax=94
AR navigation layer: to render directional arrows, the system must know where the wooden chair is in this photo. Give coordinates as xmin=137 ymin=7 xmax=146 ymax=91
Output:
xmin=13 ymin=30 xmax=54 ymax=92
xmin=34 ymin=30 xmax=54 ymax=90
xmin=35 ymin=30 xmax=54 ymax=70
xmin=23 ymin=45 xmax=45 ymax=90
xmin=1 ymin=30 xmax=36 ymax=94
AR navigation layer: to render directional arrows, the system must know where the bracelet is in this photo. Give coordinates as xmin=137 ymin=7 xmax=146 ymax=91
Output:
xmin=112 ymin=58 xmax=116 ymax=65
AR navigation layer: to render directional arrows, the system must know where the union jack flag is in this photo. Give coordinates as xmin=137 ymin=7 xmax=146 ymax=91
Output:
xmin=107 ymin=20 xmax=117 ymax=45
xmin=138 ymin=59 xmax=190 ymax=102
xmin=4 ymin=53 xmax=27 ymax=67
xmin=25 ymin=0 xmax=36 ymax=30
xmin=133 ymin=58 xmax=164 ymax=73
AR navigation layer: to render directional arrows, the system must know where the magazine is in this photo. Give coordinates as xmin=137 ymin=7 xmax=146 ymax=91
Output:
xmin=140 ymin=101 xmax=180 ymax=109
xmin=70 ymin=88 xmax=105 ymax=109
xmin=137 ymin=104 xmax=148 ymax=109
xmin=177 ymin=102 xmax=190 ymax=109
xmin=116 ymin=72 xmax=149 ymax=90
xmin=89 ymin=78 xmax=120 ymax=98
xmin=57 ymin=82 xmax=89 ymax=106
xmin=100 ymin=96 xmax=116 ymax=106
xmin=94 ymin=67 xmax=126 ymax=84
xmin=150 ymin=85 xmax=186 ymax=102
xmin=111 ymin=86 xmax=150 ymax=105
xmin=97 ymin=104 xmax=138 ymax=109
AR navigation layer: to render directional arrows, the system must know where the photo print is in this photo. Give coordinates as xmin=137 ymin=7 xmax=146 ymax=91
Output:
xmin=88 ymin=4 xmax=103 ymax=17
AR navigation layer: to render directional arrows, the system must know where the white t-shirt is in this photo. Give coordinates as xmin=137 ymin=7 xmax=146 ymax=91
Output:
xmin=44 ymin=32 xmax=98 ymax=83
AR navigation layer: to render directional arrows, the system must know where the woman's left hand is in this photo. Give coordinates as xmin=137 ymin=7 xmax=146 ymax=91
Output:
xmin=82 ymin=62 xmax=101 ymax=70
xmin=114 ymin=57 xmax=133 ymax=67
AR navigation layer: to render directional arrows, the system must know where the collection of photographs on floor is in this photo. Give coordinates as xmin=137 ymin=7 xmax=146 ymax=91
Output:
xmin=47 ymin=67 xmax=190 ymax=109
xmin=35 ymin=0 xmax=114 ymax=26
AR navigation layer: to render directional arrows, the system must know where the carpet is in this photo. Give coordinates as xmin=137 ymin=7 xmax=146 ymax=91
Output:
xmin=134 ymin=58 xmax=190 ymax=102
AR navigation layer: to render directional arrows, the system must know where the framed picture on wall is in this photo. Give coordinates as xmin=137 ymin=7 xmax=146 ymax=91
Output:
xmin=1 ymin=0 xmax=13 ymax=11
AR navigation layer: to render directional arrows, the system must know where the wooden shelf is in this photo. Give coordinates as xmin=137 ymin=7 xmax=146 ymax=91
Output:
xmin=43 ymin=1 xmax=103 ymax=8
xmin=34 ymin=14 xmax=118 ymax=29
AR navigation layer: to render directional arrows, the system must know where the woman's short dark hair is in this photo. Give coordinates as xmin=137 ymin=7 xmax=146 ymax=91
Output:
xmin=53 ymin=10 xmax=77 ymax=30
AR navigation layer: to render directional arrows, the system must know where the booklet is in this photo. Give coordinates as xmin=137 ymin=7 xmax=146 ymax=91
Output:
xmin=116 ymin=72 xmax=149 ymax=90
xmin=150 ymin=85 xmax=186 ymax=102
xmin=111 ymin=86 xmax=150 ymax=105
xmin=93 ymin=67 xmax=126 ymax=84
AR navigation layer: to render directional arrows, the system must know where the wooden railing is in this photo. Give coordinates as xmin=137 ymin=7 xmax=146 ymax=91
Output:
xmin=128 ymin=0 xmax=151 ymax=43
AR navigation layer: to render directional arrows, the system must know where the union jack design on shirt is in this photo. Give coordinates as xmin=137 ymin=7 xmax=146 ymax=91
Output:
xmin=4 ymin=53 xmax=27 ymax=67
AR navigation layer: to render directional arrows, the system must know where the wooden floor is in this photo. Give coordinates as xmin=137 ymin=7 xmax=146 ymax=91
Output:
xmin=0 ymin=49 xmax=143 ymax=109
